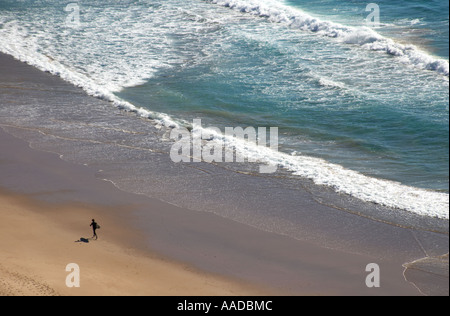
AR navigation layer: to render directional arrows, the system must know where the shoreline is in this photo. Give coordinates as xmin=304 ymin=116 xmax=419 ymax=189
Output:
xmin=0 ymin=52 xmax=447 ymax=296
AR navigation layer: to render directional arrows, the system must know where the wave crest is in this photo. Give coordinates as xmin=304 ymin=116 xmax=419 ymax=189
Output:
xmin=209 ymin=0 xmax=449 ymax=76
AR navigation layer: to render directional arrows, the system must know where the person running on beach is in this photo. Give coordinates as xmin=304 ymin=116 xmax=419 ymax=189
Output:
xmin=90 ymin=219 xmax=100 ymax=240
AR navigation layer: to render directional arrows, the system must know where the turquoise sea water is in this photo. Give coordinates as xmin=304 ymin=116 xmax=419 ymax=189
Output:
xmin=0 ymin=0 xmax=448 ymax=218
xmin=285 ymin=0 xmax=449 ymax=58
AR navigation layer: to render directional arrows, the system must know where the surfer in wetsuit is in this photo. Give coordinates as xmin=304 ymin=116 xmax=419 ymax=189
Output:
xmin=90 ymin=219 xmax=99 ymax=240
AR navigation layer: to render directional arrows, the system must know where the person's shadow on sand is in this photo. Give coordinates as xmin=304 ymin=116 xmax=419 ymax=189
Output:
xmin=75 ymin=237 xmax=90 ymax=243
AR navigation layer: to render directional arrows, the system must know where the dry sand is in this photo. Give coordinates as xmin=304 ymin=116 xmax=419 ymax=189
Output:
xmin=0 ymin=190 xmax=265 ymax=296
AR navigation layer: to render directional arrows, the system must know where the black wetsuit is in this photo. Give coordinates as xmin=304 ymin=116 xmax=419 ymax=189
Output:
xmin=90 ymin=221 xmax=98 ymax=239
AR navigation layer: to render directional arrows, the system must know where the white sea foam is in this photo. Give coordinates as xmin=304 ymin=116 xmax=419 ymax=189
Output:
xmin=209 ymin=0 xmax=449 ymax=76
xmin=0 ymin=21 xmax=180 ymax=128
xmin=318 ymin=77 xmax=346 ymax=90
xmin=199 ymin=123 xmax=449 ymax=219
xmin=0 ymin=3 xmax=448 ymax=220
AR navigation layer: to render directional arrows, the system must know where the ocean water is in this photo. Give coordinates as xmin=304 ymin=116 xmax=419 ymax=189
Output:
xmin=0 ymin=0 xmax=449 ymax=219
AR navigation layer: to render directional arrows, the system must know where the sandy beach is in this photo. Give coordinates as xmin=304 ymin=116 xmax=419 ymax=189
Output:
xmin=0 ymin=188 xmax=266 ymax=296
xmin=0 ymin=51 xmax=447 ymax=296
